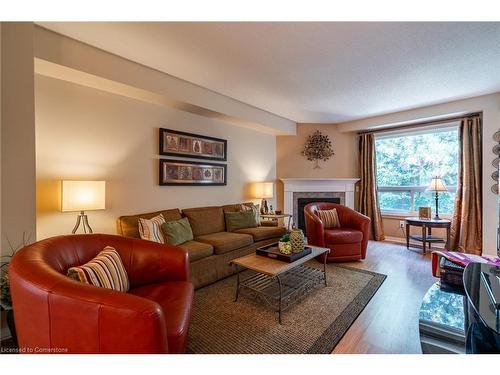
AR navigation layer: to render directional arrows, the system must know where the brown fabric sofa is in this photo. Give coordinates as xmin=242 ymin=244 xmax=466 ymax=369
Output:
xmin=117 ymin=203 xmax=286 ymax=289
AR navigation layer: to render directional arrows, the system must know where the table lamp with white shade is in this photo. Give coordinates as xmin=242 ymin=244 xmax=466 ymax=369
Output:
xmin=61 ymin=180 xmax=106 ymax=233
xmin=252 ymin=182 xmax=274 ymax=214
xmin=427 ymin=177 xmax=448 ymax=220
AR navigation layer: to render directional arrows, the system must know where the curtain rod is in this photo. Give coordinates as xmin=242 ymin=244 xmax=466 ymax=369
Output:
xmin=357 ymin=111 xmax=482 ymax=135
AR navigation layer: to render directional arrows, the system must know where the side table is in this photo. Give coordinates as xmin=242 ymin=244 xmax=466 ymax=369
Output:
xmin=405 ymin=217 xmax=451 ymax=254
xmin=260 ymin=213 xmax=292 ymax=232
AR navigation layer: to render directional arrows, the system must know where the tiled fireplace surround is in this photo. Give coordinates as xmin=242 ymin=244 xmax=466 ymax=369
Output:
xmin=281 ymin=178 xmax=360 ymax=228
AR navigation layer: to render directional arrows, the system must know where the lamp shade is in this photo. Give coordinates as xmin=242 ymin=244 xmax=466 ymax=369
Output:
xmin=61 ymin=180 xmax=106 ymax=212
xmin=427 ymin=177 xmax=448 ymax=192
xmin=251 ymin=182 xmax=274 ymax=199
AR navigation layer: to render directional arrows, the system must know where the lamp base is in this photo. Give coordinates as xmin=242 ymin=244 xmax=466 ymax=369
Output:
xmin=260 ymin=199 xmax=269 ymax=215
xmin=72 ymin=211 xmax=93 ymax=234
xmin=434 ymin=192 xmax=440 ymax=220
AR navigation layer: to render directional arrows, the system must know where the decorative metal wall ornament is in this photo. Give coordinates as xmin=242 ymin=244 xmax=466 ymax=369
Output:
xmin=493 ymin=144 xmax=500 ymax=156
xmin=492 ymin=130 xmax=500 ymax=194
xmin=301 ymin=130 xmax=335 ymax=169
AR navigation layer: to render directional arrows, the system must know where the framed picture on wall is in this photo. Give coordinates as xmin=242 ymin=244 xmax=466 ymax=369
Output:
xmin=159 ymin=128 xmax=227 ymax=161
xmin=159 ymin=159 xmax=227 ymax=186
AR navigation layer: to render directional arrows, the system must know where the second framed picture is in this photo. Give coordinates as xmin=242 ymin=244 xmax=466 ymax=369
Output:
xmin=159 ymin=128 xmax=227 ymax=161
xmin=159 ymin=159 xmax=227 ymax=186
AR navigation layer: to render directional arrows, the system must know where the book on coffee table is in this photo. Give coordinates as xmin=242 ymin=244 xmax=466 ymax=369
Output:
xmin=256 ymin=242 xmax=312 ymax=263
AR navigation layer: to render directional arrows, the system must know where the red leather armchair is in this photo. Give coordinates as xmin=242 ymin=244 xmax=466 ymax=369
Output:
xmin=9 ymin=234 xmax=193 ymax=354
xmin=304 ymin=202 xmax=370 ymax=262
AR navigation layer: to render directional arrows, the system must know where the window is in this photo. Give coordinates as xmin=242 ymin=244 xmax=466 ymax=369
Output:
xmin=375 ymin=125 xmax=459 ymax=215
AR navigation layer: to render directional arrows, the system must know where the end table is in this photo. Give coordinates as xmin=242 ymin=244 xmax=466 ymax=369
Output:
xmin=260 ymin=213 xmax=292 ymax=231
xmin=405 ymin=217 xmax=451 ymax=254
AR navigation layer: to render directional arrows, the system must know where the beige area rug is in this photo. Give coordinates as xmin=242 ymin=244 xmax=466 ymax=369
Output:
xmin=187 ymin=262 xmax=386 ymax=354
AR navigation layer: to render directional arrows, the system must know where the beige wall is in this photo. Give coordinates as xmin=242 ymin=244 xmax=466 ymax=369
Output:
xmin=35 ymin=75 xmax=276 ymax=239
xmin=1 ymin=23 xmax=37 ymax=252
xmin=0 ymin=23 xmax=2 ymax=256
xmin=275 ymin=123 xmax=359 ymax=210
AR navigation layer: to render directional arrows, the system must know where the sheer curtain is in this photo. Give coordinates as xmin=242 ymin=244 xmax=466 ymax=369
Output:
xmin=358 ymin=133 xmax=385 ymax=241
xmin=450 ymin=116 xmax=482 ymax=254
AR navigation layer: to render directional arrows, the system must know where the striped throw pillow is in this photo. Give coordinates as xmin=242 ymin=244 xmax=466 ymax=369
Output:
xmin=67 ymin=246 xmax=130 ymax=292
xmin=138 ymin=214 xmax=166 ymax=243
xmin=317 ymin=208 xmax=341 ymax=229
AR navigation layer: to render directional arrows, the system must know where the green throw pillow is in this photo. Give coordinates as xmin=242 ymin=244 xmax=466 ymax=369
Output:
xmin=245 ymin=204 xmax=260 ymax=224
xmin=161 ymin=217 xmax=194 ymax=246
xmin=225 ymin=210 xmax=258 ymax=232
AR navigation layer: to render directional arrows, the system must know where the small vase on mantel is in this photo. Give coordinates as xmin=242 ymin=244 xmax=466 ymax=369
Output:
xmin=289 ymin=229 xmax=305 ymax=253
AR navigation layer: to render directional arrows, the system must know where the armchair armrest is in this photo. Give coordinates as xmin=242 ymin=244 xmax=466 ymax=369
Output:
xmin=127 ymin=238 xmax=190 ymax=287
xmin=49 ymin=280 xmax=169 ymax=353
xmin=342 ymin=209 xmax=371 ymax=232
xmin=304 ymin=209 xmax=326 ymax=247
xmin=340 ymin=209 xmax=371 ymax=259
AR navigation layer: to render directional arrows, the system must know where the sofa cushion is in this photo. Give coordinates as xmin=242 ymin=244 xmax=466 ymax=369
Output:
xmin=221 ymin=202 xmax=254 ymax=212
xmin=161 ymin=217 xmax=194 ymax=246
xmin=222 ymin=203 xmax=246 ymax=213
xmin=177 ymin=240 xmax=214 ymax=262
xmin=182 ymin=206 xmax=225 ymax=236
xmin=241 ymin=203 xmax=260 ymax=224
xmin=222 ymin=202 xmax=260 ymax=226
xmin=195 ymin=232 xmax=253 ymax=255
xmin=235 ymin=226 xmax=286 ymax=241
xmin=130 ymin=281 xmax=194 ymax=354
xmin=324 ymin=228 xmax=363 ymax=244
xmin=224 ymin=210 xmax=258 ymax=232
xmin=117 ymin=209 xmax=182 ymax=238
xmin=260 ymin=220 xmax=278 ymax=227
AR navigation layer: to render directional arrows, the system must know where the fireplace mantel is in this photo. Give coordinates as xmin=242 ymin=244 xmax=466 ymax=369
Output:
xmin=280 ymin=178 xmax=360 ymax=227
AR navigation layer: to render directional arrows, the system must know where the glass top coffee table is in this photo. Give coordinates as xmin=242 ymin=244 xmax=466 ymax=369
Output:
xmin=230 ymin=245 xmax=330 ymax=324
xmin=419 ymin=283 xmax=466 ymax=354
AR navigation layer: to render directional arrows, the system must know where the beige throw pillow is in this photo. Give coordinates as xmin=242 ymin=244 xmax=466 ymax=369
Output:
xmin=67 ymin=246 xmax=130 ymax=292
xmin=138 ymin=214 xmax=166 ymax=243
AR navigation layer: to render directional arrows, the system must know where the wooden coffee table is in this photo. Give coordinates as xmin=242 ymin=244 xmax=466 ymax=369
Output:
xmin=230 ymin=245 xmax=330 ymax=324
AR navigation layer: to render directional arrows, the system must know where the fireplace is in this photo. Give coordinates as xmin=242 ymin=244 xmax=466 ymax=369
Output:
xmin=281 ymin=178 xmax=360 ymax=229
xmin=296 ymin=197 xmax=341 ymax=232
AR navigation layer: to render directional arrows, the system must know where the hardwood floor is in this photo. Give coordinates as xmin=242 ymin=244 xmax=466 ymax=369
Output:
xmin=332 ymin=240 xmax=436 ymax=354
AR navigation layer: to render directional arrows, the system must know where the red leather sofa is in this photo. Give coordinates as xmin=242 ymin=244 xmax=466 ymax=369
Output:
xmin=9 ymin=234 xmax=193 ymax=354
xmin=304 ymin=202 xmax=370 ymax=262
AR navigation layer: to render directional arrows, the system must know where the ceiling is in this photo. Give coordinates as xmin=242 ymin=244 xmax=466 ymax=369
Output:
xmin=37 ymin=22 xmax=500 ymax=123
